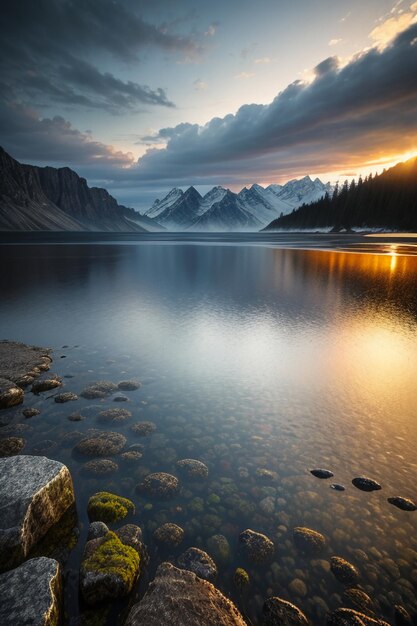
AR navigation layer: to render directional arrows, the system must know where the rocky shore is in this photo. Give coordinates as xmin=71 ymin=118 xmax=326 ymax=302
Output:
xmin=0 ymin=339 xmax=416 ymax=626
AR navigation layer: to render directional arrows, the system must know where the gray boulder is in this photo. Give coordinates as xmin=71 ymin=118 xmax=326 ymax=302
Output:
xmin=125 ymin=562 xmax=246 ymax=626
xmin=0 ymin=455 xmax=75 ymax=570
xmin=0 ymin=557 xmax=61 ymax=626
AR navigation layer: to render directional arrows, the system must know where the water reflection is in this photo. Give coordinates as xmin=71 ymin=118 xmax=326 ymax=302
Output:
xmin=0 ymin=242 xmax=416 ymax=624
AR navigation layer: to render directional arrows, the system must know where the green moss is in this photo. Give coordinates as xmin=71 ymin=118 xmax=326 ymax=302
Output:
xmin=234 ymin=567 xmax=250 ymax=591
xmin=83 ymin=531 xmax=140 ymax=590
xmin=87 ymin=491 xmax=135 ymax=523
xmin=207 ymin=493 xmax=221 ymax=505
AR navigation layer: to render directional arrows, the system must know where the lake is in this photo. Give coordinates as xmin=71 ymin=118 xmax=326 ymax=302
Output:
xmin=1 ymin=234 xmax=417 ymax=625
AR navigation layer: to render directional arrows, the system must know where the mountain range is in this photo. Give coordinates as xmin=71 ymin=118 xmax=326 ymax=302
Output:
xmin=145 ymin=177 xmax=334 ymax=231
xmin=0 ymin=147 xmax=161 ymax=232
xmin=264 ymin=157 xmax=417 ymax=232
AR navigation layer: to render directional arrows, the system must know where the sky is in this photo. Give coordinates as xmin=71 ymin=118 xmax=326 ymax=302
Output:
xmin=1 ymin=0 xmax=417 ymax=209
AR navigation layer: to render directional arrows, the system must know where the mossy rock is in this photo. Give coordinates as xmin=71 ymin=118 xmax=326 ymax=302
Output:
xmin=80 ymin=531 xmax=140 ymax=605
xmin=234 ymin=567 xmax=249 ymax=591
xmin=87 ymin=492 xmax=135 ymax=523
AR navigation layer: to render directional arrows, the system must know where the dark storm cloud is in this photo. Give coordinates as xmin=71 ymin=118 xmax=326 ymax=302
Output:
xmin=0 ymin=0 xmax=197 ymax=114
xmin=133 ymin=23 xmax=417 ymax=184
xmin=0 ymin=94 xmax=134 ymax=169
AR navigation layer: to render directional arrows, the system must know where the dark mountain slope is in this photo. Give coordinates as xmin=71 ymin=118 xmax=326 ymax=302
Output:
xmin=190 ymin=190 xmax=262 ymax=231
xmin=0 ymin=147 xmax=148 ymax=232
xmin=264 ymin=157 xmax=417 ymax=231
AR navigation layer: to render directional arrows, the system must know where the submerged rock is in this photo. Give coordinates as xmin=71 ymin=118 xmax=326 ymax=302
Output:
xmin=330 ymin=556 xmax=360 ymax=585
xmin=80 ymin=530 xmax=140 ymax=605
xmin=81 ymin=459 xmax=119 ymax=477
xmin=31 ymin=377 xmax=62 ymax=394
xmin=0 ymin=557 xmax=61 ymax=626
xmin=233 ymin=567 xmax=249 ymax=591
xmin=327 ymin=608 xmax=390 ymax=625
xmin=54 ymin=392 xmax=78 ymax=403
xmin=0 ymin=455 xmax=74 ymax=571
xmin=120 ymin=450 xmax=142 ymax=463
xmin=262 ymin=596 xmax=309 ymax=625
xmin=87 ymin=491 xmax=135 ymax=523
xmin=125 ymin=562 xmax=246 ymax=626
xmin=153 ymin=523 xmax=184 ymax=547
xmin=239 ymin=529 xmax=274 ymax=563
xmin=310 ymin=468 xmax=334 ymax=479
xmin=118 ymin=380 xmax=141 ymax=391
xmin=394 ymin=605 xmax=413 ymax=625
xmin=293 ymin=526 xmax=326 ymax=554
xmin=73 ymin=431 xmax=126 ymax=457
xmin=130 ymin=421 xmax=157 ymax=436
xmin=0 ymin=378 xmax=24 ymax=409
xmin=207 ymin=534 xmax=231 ymax=565
xmin=352 ymin=477 xmax=381 ymax=492
xmin=97 ymin=407 xmax=132 ymax=423
xmin=342 ymin=588 xmax=374 ymax=613
xmin=0 ymin=436 xmax=25 ymax=457
xmin=177 ymin=547 xmax=218 ymax=581
xmin=22 ymin=407 xmax=40 ymax=418
xmin=80 ymin=380 xmax=117 ymax=399
xmin=176 ymin=458 xmax=209 ymax=479
xmin=387 ymin=496 xmax=417 ymax=511
xmin=137 ymin=472 xmax=179 ymax=499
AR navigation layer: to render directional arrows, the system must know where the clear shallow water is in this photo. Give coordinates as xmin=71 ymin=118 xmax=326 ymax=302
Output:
xmin=1 ymin=239 xmax=417 ymax=624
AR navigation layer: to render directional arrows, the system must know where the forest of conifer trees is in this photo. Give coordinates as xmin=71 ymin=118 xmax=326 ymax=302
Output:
xmin=264 ymin=157 xmax=417 ymax=231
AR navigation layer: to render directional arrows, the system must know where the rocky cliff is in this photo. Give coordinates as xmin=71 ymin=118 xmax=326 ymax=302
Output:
xmin=0 ymin=147 xmax=147 ymax=232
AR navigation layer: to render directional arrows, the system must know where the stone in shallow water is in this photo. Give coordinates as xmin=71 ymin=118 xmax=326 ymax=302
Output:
xmin=137 ymin=472 xmax=179 ymax=499
xmin=207 ymin=534 xmax=231 ymax=565
xmin=80 ymin=530 xmax=140 ymax=605
xmin=352 ymin=477 xmax=381 ymax=492
xmin=153 ymin=523 xmax=184 ymax=547
xmin=330 ymin=556 xmax=360 ymax=585
xmin=22 ymin=407 xmax=40 ymax=418
xmin=342 ymin=588 xmax=374 ymax=613
xmin=0 ymin=436 xmax=25 ymax=457
xmin=239 ymin=529 xmax=274 ymax=563
xmin=88 ymin=521 xmax=109 ymax=541
xmin=31 ymin=377 xmax=62 ymax=394
xmin=0 ymin=378 xmax=24 ymax=409
xmin=118 ymin=380 xmax=141 ymax=391
xmin=0 ymin=557 xmax=62 ymax=626
xmin=177 ymin=547 xmax=218 ymax=581
xmin=87 ymin=491 xmax=135 ymax=523
xmin=310 ymin=468 xmax=334 ymax=479
xmin=73 ymin=431 xmax=126 ymax=456
xmin=331 ymin=483 xmax=346 ymax=491
xmin=81 ymin=459 xmax=119 ymax=476
xmin=80 ymin=380 xmax=117 ymax=399
xmin=54 ymin=392 xmax=78 ymax=403
xmin=394 ymin=605 xmax=413 ymax=626
xmin=97 ymin=407 xmax=132 ymax=423
xmin=176 ymin=458 xmax=209 ymax=479
xmin=130 ymin=421 xmax=157 ymax=436
xmin=0 ymin=455 xmax=75 ymax=571
xmin=293 ymin=526 xmax=326 ymax=554
xmin=387 ymin=496 xmax=417 ymax=511
xmin=125 ymin=562 xmax=246 ymax=626
xmin=262 ymin=596 xmax=309 ymax=626
xmin=120 ymin=450 xmax=143 ymax=463
xmin=327 ymin=608 xmax=390 ymax=625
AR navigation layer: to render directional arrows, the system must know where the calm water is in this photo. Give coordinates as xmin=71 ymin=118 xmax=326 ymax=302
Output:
xmin=1 ymin=238 xmax=417 ymax=624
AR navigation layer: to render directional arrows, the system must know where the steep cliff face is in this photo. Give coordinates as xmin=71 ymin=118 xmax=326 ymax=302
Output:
xmin=0 ymin=148 xmax=147 ymax=232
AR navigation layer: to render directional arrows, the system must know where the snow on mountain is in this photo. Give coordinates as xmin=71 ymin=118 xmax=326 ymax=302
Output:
xmin=155 ymin=186 xmax=203 ymax=229
xmin=189 ymin=190 xmax=262 ymax=232
xmin=144 ymin=176 xmax=333 ymax=231
xmin=145 ymin=187 xmax=183 ymax=218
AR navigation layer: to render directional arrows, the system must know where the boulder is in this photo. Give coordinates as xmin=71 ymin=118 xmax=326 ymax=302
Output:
xmin=0 ymin=378 xmax=24 ymax=409
xmin=176 ymin=458 xmax=209 ymax=479
xmin=31 ymin=377 xmax=62 ymax=394
xmin=73 ymin=431 xmax=126 ymax=457
xmin=125 ymin=562 xmax=246 ymax=626
xmin=80 ymin=530 xmax=140 ymax=605
xmin=153 ymin=523 xmax=184 ymax=547
xmin=293 ymin=527 xmax=326 ymax=554
xmin=137 ymin=472 xmax=179 ymax=499
xmin=87 ymin=491 xmax=135 ymax=523
xmin=351 ymin=477 xmax=381 ymax=492
xmin=330 ymin=557 xmax=360 ymax=585
xmin=80 ymin=381 xmax=117 ymax=399
xmin=327 ymin=608 xmax=390 ymax=625
xmin=118 ymin=380 xmax=141 ymax=391
xmin=0 ymin=340 xmax=51 ymax=388
xmin=0 ymin=557 xmax=61 ymax=626
xmin=0 ymin=436 xmax=26 ymax=457
xmin=0 ymin=455 xmax=75 ymax=571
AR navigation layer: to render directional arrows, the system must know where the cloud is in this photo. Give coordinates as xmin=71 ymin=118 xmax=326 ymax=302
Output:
xmin=254 ymin=57 xmax=272 ymax=64
xmin=0 ymin=0 xmax=199 ymax=115
xmin=0 ymin=93 xmax=134 ymax=172
xmin=370 ymin=2 xmax=417 ymax=48
xmin=193 ymin=79 xmax=208 ymax=91
xmin=129 ymin=23 xmax=417 ymax=186
xmin=328 ymin=38 xmax=343 ymax=46
xmin=205 ymin=23 xmax=218 ymax=37
xmin=234 ymin=72 xmax=255 ymax=80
